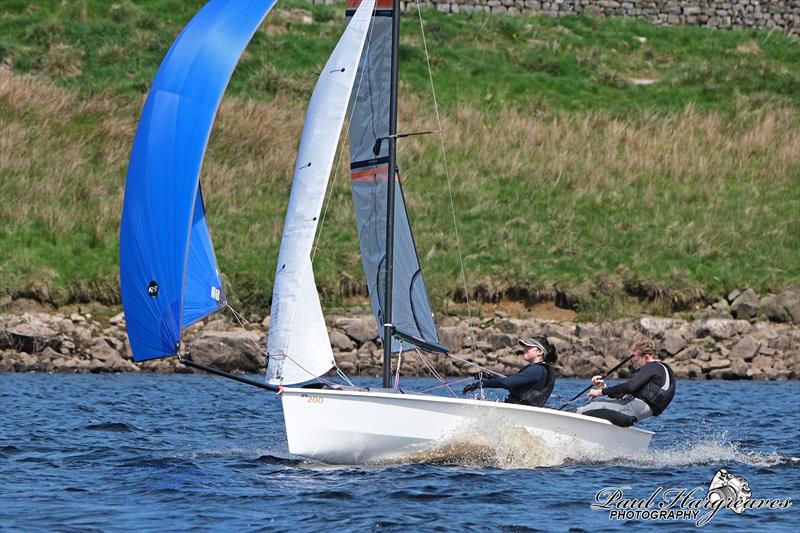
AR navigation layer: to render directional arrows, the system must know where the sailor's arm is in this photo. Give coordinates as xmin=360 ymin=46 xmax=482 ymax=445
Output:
xmin=482 ymin=365 xmax=544 ymax=390
xmin=602 ymin=366 xmax=653 ymax=398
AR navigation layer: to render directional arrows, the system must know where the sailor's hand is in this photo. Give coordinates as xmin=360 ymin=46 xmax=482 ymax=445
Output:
xmin=591 ymin=375 xmax=606 ymax=387
xmin=587 ymin=388 xmax=604 ymax=399
xmin=463 ymin=382 xmax=480 ymax=395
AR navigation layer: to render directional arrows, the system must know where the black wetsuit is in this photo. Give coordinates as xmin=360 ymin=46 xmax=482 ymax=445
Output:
xmin=603 ymin=361 xmax=676 ymax=416
xmin=482 ymin=362 xmax=556 ymax=407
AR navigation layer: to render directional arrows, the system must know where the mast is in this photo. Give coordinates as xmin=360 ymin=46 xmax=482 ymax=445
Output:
xmin=382 ymin=0 xmax=401 ymax=388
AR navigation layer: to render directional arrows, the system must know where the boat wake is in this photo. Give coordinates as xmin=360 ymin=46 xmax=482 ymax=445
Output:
xmin=389 ymin=420 xmax=793 ymax=470
xmin=605 ymin=440 xmax=792 ymax=469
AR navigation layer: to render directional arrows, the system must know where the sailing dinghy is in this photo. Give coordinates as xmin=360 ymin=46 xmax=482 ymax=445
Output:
xmin=120 ymin=0 xmax=653 ymax=465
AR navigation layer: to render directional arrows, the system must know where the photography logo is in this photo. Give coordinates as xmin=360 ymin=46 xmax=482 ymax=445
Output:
xmin=591 ymin=468 xmax=793 ymax=527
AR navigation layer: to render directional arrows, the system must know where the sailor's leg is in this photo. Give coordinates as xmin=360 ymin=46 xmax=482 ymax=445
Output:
xmin=576 ymin=397 xmax=629 ymax=414
xmin=624 ymin=398 xmax=653 ymax=422
xmin=577 ymin=396 xmax=652 ymax=427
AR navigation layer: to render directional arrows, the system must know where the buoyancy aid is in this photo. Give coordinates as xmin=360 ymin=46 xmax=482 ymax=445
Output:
xmin=506 ymin=363 xmax=556 ymax=407
xmin=636 ymin=362 xmax=676 ymax=416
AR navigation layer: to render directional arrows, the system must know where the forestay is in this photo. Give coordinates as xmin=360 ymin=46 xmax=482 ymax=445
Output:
xmin=266 ymin=0 xmax=376 ymax=385
xmin=345 ymin=0 xmax=441 ymax=353
xmin=120 ymin=0 xmax=277 ymax=361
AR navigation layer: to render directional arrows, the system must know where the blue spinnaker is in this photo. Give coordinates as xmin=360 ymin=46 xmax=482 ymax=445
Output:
xmin=120 ymin=0 xmax=277 ymax=361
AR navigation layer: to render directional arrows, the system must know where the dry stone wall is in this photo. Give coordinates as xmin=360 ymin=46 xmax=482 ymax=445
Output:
xmin=315 ymin=0 xmax=799 ymax=36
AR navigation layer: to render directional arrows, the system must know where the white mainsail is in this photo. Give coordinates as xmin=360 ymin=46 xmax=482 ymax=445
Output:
xmin=267 ymin=0 xmax=376 ymax=385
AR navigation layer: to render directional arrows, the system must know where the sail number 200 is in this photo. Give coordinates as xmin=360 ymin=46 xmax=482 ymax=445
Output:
xmin=307 ymin=396 xmax=324 ymax=404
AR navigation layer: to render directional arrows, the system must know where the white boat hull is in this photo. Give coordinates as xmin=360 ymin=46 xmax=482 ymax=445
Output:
xmin=280 ymin=388 xmax=653 ymax=465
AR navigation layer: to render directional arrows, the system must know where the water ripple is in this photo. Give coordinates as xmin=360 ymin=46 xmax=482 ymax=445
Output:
xmin=1 ymin=374 xmax=798 ymax=532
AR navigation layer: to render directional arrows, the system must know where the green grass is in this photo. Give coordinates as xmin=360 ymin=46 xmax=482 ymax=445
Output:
xmin=0 ymin=0 xmax=798 ymax=318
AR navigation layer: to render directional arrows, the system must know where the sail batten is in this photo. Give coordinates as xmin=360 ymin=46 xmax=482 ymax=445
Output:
xmin=266 ymin=0 xmax=376 ymax=385
xmin=120 ymin=0 xmax=277 ymax=362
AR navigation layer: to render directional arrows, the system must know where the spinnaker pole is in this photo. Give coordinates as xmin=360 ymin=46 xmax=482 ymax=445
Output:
xmin=382 ymin=0 xmax=401 ymax=388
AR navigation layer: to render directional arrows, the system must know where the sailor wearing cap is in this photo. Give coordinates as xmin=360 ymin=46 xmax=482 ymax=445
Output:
xmin=463 ymin=336 xmax=558 ymax=407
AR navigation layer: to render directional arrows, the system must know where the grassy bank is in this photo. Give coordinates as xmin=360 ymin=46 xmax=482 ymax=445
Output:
xmin=0 ymin=0 xmax=798 ymax=318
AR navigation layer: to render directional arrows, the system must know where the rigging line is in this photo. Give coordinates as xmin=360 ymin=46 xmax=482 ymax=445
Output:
xmin=415 ymin=347 xmax=457 ymax=397
xmin=445 ymin=351 xmax=507 ymax=378
xmin=226 ymin=302 xmax=267 ymax=355
xmin=226 ymin=302 xmax=251 ymax=325
xmin=416 ymin=349 xmax=441 ymax=383
xmin=421 ymin=350 xmax=457 ymax=397
xmin=420 ymin=376 xmax=471 ymax=393
xmin=275 ymin=349 xmax=365 ymax=391
xmin=313 ymin=9 xmax=378 ymax=264
xmin=394 ymin=350 xmax=402 ymax=389
xmin=413 ymin=0 xmax=473 ymax=321
xmin=335 ymin=365 xmax=357 ymax=388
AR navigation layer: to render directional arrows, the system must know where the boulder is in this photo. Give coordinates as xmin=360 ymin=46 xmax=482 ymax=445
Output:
xmin=188 ymin=330 xmax=265 ymax=373
xmin=704 ymin=358 xmax=731 ymax=371
xmin=487 ymin=332 xmax=514 ymax=349
xmin=0 ymin=351 xmax=15 ymax=372
xmin=759 ymin=288 xmax=800 ymax=324
xmin=496 ymin=319 xmax=522 ymax=334
xmin=51 ymin=357 xmax=81 ymax=373
xmin=603 ymin=355 xmax=621 ymax=370
xmin=674 ymin=345 xmax=700 ymax=362
xmin=437 ymin=326 xmax=466 ymax=351
xmin=86 ymin=339 xmax=137 ymax=371
xmin=574 ymin=323 xmax=598 ymax=339
xmin=708 ymin=367 xmax=743 ymax=380
xmin=637 ymin=316 xmax=680 ymax=338
xmin=731 ymin=357 xmax=749 ymax=376
xmin=750 ymin=354 xmax=773 ymax=370
xmin=540 ymin=323 xmax=575 ymax=342
xmin=557 ymin=366 xmax=575 ymax=378
xmin=686 ymin=363 xmax=703 ymax=379
xmin=695 ymin=318 xmax=752 ymax=340
xmin=335 ymin=350 xmax=357 ymax=366
xmin=203 ymin=317 xmax=229 ymax=331
xmin=330 ymin=330 xmax=355 ymax=352
xmin=498 ymin=353 xmax=519 ymax=367
xmin=730 ymin=288 xmax=759 ymax=320
xmin=712 ymin=299 xmax=731 ymax=314
xmin=13 ymin=352 xmax=38 ymax=371
xmin=728 ymin=335 xmax=760 ymax=361
xmin=662 ymin=333 xmax=687 ymax=356
xmin=344 ymin=318 xmax=377 ymax=344
xmin=4 ymin=319 xmax=62 ymax=353
xmin=672 ymin=363 xmax=691 ymax=379
xmin=549 ymin=336 xmax=571 ymax=356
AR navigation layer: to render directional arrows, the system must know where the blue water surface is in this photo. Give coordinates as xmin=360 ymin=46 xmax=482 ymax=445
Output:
xmin=1 ymin=374 xmax=798 ymax=532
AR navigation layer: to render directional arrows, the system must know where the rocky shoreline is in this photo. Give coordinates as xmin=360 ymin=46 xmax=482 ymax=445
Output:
xmin=1 ymin=301 xmax=797 ymax=381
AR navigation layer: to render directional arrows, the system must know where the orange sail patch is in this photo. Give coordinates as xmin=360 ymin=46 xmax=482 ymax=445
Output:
xmin=351 ymin=164 xmax=392 ymax=183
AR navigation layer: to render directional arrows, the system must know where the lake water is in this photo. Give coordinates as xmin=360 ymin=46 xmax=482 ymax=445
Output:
xmin=1 ymin=374 xmax=798 ymax=531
